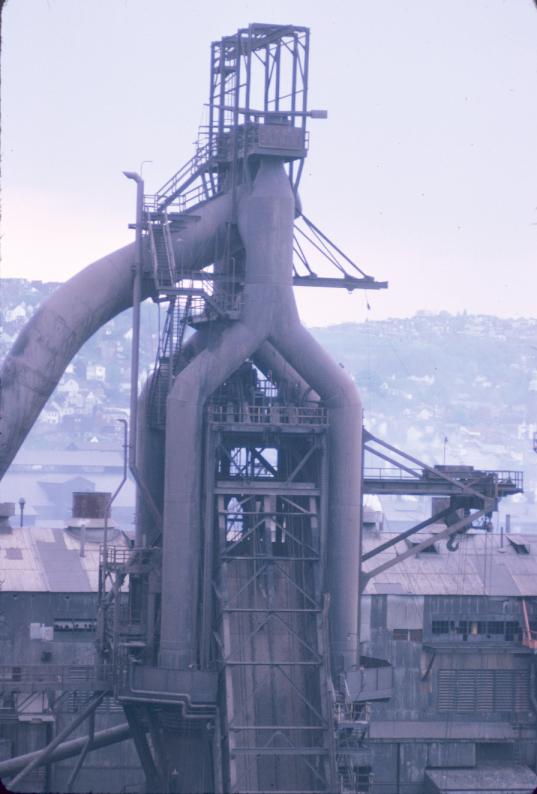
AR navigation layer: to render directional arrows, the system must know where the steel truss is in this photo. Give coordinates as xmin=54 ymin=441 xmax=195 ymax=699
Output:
xmin=207 ymin=420 xmax=338 ymax=793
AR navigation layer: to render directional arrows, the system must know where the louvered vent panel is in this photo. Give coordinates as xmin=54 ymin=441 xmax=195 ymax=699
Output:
xmin=494 ymin=670 xmax=514 ymax=711
xmin=456 ymin=671 xmax=477 ymax=712
xmin=437 ymin=668 xmax=531 ymax=714
xmin=514 ymin=670 xmax=530 ymax=713
xmin=476 ymin=670 xmax=494 ymax=712
xmin=437 ymin=670 xmax=456 ymax=711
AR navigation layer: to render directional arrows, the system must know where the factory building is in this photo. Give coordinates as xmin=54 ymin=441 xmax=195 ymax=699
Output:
xmin=0 ymin=21 xmax=534 ymax=794
xmin=0 ymin=511 xmax=141 ymax=792
xmin=2 ymin=515 xmax=537 ymax=792
xmin=358 ymin=527 xmax=537 ymax=793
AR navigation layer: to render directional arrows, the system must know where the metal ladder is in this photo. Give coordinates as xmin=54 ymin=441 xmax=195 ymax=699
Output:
xmin=147 ymin=295 xmax=193 ymax=429
xmin=148 ymin=215 xmax=176 ymax=291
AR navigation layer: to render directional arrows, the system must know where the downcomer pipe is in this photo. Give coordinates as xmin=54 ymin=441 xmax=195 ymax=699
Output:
xmin=0 ymin=723 xmax=135 ymax=779
xmin=159 ymin=158 xmax=295 ymax=668
xmin=0 ymin=193 xmax=233 ymax=479
xmin=159 ymin=157 xmax=362 ymax=674
xmin=135 ymin=335 xmax=317 ymax=550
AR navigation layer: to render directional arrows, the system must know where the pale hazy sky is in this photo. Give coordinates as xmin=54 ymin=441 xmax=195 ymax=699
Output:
xmin=2 ymin=0 xmax=536 ymax=326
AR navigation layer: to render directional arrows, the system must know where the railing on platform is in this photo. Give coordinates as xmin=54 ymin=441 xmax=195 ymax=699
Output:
xmin=364 ymin=467 xmax=523 ymax=492
xmin=364 ymin=466 xmax=421 ymax=481
xmin=0 ymin=665 xmax=109 ymax=691
xmin=208 ymin=403 xmax=328 ymax=426
xmin=99 ymin=545 xmax=161 ymax=571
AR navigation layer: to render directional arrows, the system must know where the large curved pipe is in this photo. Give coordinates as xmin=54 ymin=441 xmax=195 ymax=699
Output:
xmin=270 ymin=317 xmax=362 ymax=673
xmin=0 ymin=194 xmax=233 ymax=478
xmin=134 ymin=336 xmax=317 ymax=551
xmin=0 ymin=723 xmax=135 ymax=779
xmin=159 ymin=158 xmax=362 ymax=674
xmin=159 ymin=158 xmax=295 ymax=668
xmin=134 ymin=377 xmax=165 ymax=547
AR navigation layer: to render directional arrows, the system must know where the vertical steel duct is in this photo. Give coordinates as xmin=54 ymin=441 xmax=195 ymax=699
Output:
xmin=159 ymin=157 xmax=362 ymax=673
xmin=159 ymin=158 xmax=294 ymax=667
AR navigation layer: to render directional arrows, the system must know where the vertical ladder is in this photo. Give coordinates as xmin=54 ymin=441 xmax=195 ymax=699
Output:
xmin=147 ymin=296 xmax=192 ymax=429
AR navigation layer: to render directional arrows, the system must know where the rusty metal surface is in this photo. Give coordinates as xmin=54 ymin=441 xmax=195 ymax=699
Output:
xmin=425 ymin=763 xmax=537 ymax=793
xmin=363 ymin=531 xmax=537 ymax=596
xmin=0 ymin=524 xmax=129 ymax=592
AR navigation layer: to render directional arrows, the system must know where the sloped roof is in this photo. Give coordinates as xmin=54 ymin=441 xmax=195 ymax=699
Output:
xmin=425 ymin=764 xmax=537 ymax=793
xmin=0 ymin=524 xmax=129 ymax=592
xmin=362 ymin=530 xmax=537 ymax=596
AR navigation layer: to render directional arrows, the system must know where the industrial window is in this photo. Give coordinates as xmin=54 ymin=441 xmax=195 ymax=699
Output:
xmin=393 ymin=629 xmax=423 ymax=642
xmin=487 ymin=621 xmax=504 ymax=635
xmin=54 ymin=619 xmax=96 ymax=632
xmin=476 ymin=742 xmax=515 ymax=763
xmin=357 ymin=766 xmax=372 ymax=793
xmin=432 ymin=620 xmax=450 ymax=635
xmin=505 ymin=621 xmax=521 ymax=641
xmin=437 ymin=669 xmax=529 ymax=713
xmin=339 ymin=766 xmax=372 ymax=793
xmin=431 ymin=619 xmax=521 ymax=641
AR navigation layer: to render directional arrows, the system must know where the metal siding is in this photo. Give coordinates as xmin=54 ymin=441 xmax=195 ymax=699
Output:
xmin=386 ymin=595 xmax=424 ymax=630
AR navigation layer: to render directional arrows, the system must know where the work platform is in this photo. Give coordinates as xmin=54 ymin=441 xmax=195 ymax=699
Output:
xmin=363 ymin=467 xmax=523 ymax=497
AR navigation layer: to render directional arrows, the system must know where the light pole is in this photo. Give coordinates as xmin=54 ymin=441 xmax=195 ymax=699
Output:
xmin=123 ymin=170 xmax=144 ymax=472
xmin=123 ymin=171 xmax=162 ymax=533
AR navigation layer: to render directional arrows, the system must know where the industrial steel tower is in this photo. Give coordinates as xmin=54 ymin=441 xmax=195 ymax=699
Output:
xmin=0 ymin=22 xmax=525 ymax=794
xmin=99 ymin=24 xmax=385 ymax=793
xmin=0 ymin=23 xmax=386 ymax=793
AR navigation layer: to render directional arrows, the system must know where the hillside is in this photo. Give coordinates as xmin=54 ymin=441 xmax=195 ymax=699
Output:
xmin=2 ymin=278 xmax=537 ymax=505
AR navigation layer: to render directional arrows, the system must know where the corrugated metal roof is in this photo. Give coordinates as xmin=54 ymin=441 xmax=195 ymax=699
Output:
xmin=425 ymin=764 xmax=537 ymax=793
xmin=363 ymin=531 xmax=537 ymax=596
xmin=0 ymin=524 xmax=129 ymax=592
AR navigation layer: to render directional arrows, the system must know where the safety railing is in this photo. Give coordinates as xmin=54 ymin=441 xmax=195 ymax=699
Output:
xmin=99 ymin=545 xmax=161 ymax=571
xmin=144 ymin=135 xmax=223 ymax=214
xmin=208 ymin=403 xmax=328 ymax=426
xmin=364 ymin=466 xmax=422 ymax=481
xmin=364 ymin=467 xmax=523 ymax=492
xmin=489 ymin=470 xmax=524 ymax=491
xmin=0 ymin=665 xmax=103 ymax=690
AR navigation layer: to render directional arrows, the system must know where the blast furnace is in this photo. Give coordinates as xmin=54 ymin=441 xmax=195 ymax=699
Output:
xmin=0 ymin=23 xmax=390 ymax=793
